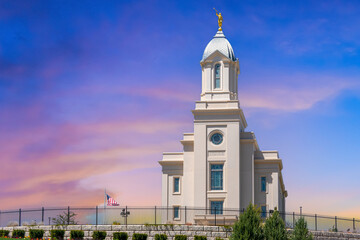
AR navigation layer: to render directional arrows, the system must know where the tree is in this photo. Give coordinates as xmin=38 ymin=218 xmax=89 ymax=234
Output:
xmin=230 ymin=203 xmax=263 ymax=240
xmin=52 ymin=211 xmax=78 ymax=225
xmin=264 ymin=210 xmax=287 ymax=240
xmin=290 ymin=218 xmax=312 ymax=240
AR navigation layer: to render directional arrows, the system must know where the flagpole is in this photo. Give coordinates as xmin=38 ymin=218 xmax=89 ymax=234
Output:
xmin=104 ymin=188 xmax=106 ymax=208
xmin=104 ymin=188 xmax=106 ymax=224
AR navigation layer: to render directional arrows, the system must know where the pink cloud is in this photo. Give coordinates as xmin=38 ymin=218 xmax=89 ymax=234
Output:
xmin=0 ymin=118 xmax=188 ymax=209
xmin=241 ymin=75 xmax=359 ymax=112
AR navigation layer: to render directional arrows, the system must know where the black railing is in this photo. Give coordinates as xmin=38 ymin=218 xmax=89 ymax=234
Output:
xmin=0 ymin=206 xmax=358 ymax=233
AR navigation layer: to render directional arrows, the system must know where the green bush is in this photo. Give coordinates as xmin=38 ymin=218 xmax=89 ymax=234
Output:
xmin=132 ymin=233 xmax=147 ymax=240
xmin=0 ymin=230 xmax=10 ymax=237
xmin=70 ymin=230 xmax=84 ymax=240
xmin=51 ymin=229 xmax=65 ymax=240
xmin=92 ymin=231 xmax=107 ymax=240
xmin=30 ymin=229 xmax=45 ymax=239
xmin=12 ymin=230 xmax=25 ymax=238
xmin=230 ymin=203 xmax=263 ymax=240
xmin=290 ymin=218 xmax=313 ymax=240
xmin=194 ymin=236 xmax=207 ymax=240
xmin=215 ymin=238 xmax=223 ymax=240
xmin=329 ymin=225 xmax=338 ymax=232
xmin=264 ymin=210 xmax=287 ymax=240
xmin=155 ymin=234 xmax=167 ymax=240
xmin=113 ymin=232 xmax=128 ymax=240
xmin=174 ymin=235 xmax=187 ymax=240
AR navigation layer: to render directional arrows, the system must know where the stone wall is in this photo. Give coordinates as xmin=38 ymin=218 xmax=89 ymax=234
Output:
xmin=1 ymin=225 xmax=360 ymax=240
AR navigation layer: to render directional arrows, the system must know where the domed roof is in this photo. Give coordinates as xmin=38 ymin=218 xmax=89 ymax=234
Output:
xmin=202 ymin=30 xmax=236 ymax=61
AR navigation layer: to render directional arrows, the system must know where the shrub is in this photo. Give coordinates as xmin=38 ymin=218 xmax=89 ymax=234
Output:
xmin=155 ymin=234 xmax=167 ymax=240
xmin=132 ymin=233 xmax=147 ymax=240
xmin=264 ymin=210 xmax=287 ymax=240
xmin=12 ymin=229 xmax=25 ymax=238
xmin=7 ymin=221 xmax=19 ymax=227
xmin=113 ymin=232 xmax=128 ymax=240
xmin=52 ymin=211 xmax=78 ymax=225
xmin=174 ymin=235 xmax=187 ymax=240
xmin=194 ymin=236 xmax=207 ymax=240
xmin=0 ymin=230 xmax=10 ymax=237
xmin=329 ymin=225 xmax=338 ymax=232
xmin=230 ymin=203 xmax=263 ymax=240
xmin=51 ymin=229 xmax=65 ymax=240
xmin=93 ymin=231 xmax=107 ymax=240
xmin=290 ymin=218 xmax=313 ymax=240
xmin=30 ymin=229 xmax=45 ymax=239
xmin=113 ymin=221 xmax=121 ymax=225
xmin=22 ymin=221 xmax=30 ymax=226
xmin=29 ymin=220 xmax=38 ymax=226
xmin=70 ymin=230 xmax=84 ymax=240
xmin=215 ymin=238 xmax=223 ymax=240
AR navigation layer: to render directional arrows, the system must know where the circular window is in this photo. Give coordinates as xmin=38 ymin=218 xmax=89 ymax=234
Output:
xmin=211 ymin=133 xmax=223 ymax=145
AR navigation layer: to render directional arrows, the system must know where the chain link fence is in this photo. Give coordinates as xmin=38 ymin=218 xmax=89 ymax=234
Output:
xmin=0 ymin=206 xmax=358 ymax=232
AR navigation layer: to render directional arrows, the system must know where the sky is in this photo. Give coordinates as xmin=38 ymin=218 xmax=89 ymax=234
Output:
xmin=1 ymin=0 xmax=360 ymax=218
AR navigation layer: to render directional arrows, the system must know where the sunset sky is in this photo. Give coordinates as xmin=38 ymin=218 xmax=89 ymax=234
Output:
xmin=1 ymin=0 xmax=360 ymax=218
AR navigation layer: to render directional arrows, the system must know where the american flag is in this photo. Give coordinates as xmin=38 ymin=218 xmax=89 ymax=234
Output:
xmin=106 ymin=194 xmax=119 ymax=206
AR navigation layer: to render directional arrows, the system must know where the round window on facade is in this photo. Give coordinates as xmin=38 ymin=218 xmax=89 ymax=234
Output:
xmin=210 ymin=132 xmax=223 ymax=145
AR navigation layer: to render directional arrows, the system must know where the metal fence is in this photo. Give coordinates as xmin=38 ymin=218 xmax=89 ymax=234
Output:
xmin=0 ymin=206 xmax=359 ymax=232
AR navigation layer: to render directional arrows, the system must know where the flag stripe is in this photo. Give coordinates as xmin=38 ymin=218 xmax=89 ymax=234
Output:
xmin=106 ymin=194 xmax=119 ymax=206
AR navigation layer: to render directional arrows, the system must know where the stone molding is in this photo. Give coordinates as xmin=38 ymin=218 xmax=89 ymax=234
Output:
xmin=1 ymin=225 xmax=360 ymax=240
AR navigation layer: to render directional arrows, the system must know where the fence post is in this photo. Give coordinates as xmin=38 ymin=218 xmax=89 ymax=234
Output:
xmin=214 ymin=207 xmax=217 ymax=226
xmin=96 ymin=206 xmax=98 ymax=225
xmin=42 ymin=207 xmax=44 ymax=223
xmin=125 ymin=206 xmax=128 ymax=226
xmin=353 ymin=218 xmax=356 ymax=232
xmin=154 ymin=206 xmax=156 ymax=225
xmin=292 ymin=212 xmax=295 ymax=228
xmin=19 ymin=208 xmax=21 ymax=226
xmin=315 ymin=214 xmax=317 ymax=231
xmin=185 ymin=206 xmax=187 ymax=224
xmin=335 ymin=216 xmax=337 ymax=231
xmin=67 ymin=206 xmax=70 ymax=225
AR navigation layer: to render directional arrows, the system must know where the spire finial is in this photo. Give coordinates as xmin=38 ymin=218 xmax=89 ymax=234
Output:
xmin=213 ymin=8 xmax=223 ymax=31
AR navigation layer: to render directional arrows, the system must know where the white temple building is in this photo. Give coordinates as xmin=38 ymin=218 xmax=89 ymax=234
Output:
xmin=159 ymin=21 xmax=287 ymax=224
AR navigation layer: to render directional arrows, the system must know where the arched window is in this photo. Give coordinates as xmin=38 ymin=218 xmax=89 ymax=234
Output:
xmin=214 ymin=64 xmax=220 ymax=89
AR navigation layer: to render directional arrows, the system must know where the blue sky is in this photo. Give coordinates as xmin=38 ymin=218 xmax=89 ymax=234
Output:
xmin=1 ymin=0 xmax=360 ymax=217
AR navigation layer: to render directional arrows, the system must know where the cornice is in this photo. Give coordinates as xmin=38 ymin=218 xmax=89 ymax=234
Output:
xmin=180 ymin=140 xmax=194 ymax=145
xmin=158 ymin=160 xmax=184 ymax=166
xmin=254 ymin=159 xmax=283 ymax=170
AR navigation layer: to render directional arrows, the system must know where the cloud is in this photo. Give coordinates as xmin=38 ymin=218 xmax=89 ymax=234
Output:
xmin=240 ymin=81 xmax=354 ymax=111
xmin=104 ymin=75 xmax=359 ymax=112
xmin=0 ymin=118 xmax=186 ymax=209
xmin=286 ymin=186 xmax=360 ymax=218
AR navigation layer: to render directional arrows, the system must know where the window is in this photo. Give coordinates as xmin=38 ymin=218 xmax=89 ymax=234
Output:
xmin=173 ymin=177 xmax=180 ymax=193
xmin=261 ymin=205 xmax=267 ymax=218
xmin=214 ymin=64 xmax=220 ymax=89
xmin=261 ymin=176 xmax=266 ymax=192
xmin=210 ymin=132 xmax=223 ymax=145
xmin=211 ymin=164 xmax=223 ymax=190
xmin=211 ymin=201 xmax=223 ymax=215
xmin=173 ymin=206 xmax=180 ymax=219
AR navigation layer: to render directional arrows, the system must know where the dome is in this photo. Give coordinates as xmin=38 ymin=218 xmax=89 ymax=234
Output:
xmin=202 ymin=31 xmax=236 ymax=61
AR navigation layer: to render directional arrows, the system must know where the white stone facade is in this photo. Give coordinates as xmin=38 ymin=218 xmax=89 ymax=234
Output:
xmin=159 ymin=29 xmax=287 ymax=224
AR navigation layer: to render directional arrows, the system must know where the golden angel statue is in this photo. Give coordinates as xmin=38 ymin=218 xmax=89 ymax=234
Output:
xmin=213 ymin=8 xmax=223 ymax=31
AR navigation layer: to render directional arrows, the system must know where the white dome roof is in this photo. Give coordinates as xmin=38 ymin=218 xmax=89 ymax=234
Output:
xmin=202 ymin=31 xmax=236 ymax=61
